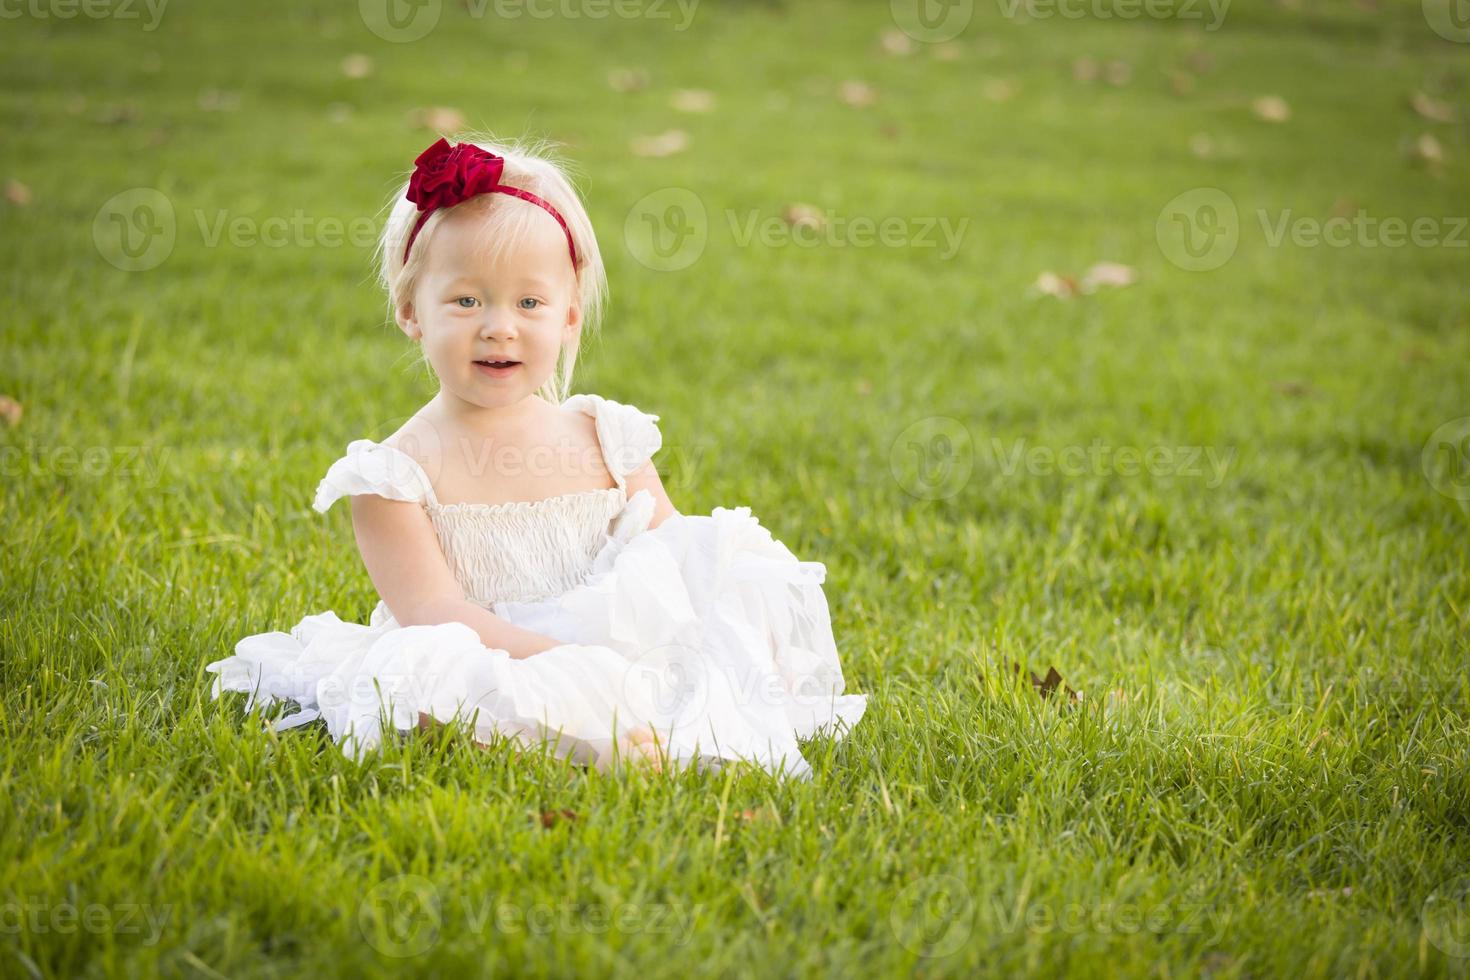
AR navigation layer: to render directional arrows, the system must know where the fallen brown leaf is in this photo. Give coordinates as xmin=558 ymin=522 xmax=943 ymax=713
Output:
xmin=5 ymin=180 xmax=31 ymax=207
xmin=539 ymin=808 xmax=578 ymax=828
xmin=1033 ymin=271 xmax=1080 ymax=299
xmin=197 ymin=89 xmax=241 ymax=113
xmin=988 ymin=660 xmax=1083 ymax=705
xmin=1411 ymin=132 xmax=1445 ymax=165
xmin=1271 ymin=379 xmax=1315 ymax=398
xmin=671 ymin=89 xmax=715 ymax=113
xmin=607 ymin=68 xmax=650 ymax=93
xmin=0 ymin=395 xmax=22 ymax=427
xmin=340 ymin=53 xmax=374 ymax=79
xmin=1252 ymin=94 xmax=1291 ymax=123
xmin=879 ymin=27 xmax=916 ymax=56
xmin=1081 ymin=261 xmax=1138 ymax=291
xmin=630 ymin=129 xmax=688 ymax=158
xmin=782 ymin=203 xmax=825 ymax=231
xmin=983 ymin=78 xmax=1019 ymax=102
xmin=1410 ymin=91 xmax=1454 ymax=124
xmin=410 ymin=106 xmax=466 ymax=134
xmin=839 ymin=80 xmax=877 ymax=107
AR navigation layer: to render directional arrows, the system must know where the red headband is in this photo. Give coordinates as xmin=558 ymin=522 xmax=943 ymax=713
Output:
xmin=402 ymin=137 xmax=579 ymax=269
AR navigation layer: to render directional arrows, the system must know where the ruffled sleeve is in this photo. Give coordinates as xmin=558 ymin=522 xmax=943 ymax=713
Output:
xmin=564 ymin=393 xmax=663 ymax=492
xmin=312 ymin=439 xmax=438 ymax=514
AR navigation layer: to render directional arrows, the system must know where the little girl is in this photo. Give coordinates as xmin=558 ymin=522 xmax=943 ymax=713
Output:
xmin=206 ymin=134 xmax=868 ymax=779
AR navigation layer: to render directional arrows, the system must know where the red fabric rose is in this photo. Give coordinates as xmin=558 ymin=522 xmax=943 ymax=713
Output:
xmin=406 ymin=137 xmax=506 ymax=213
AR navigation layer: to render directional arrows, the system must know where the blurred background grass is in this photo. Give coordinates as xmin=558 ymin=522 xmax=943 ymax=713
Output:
xmin=3 ymin=0 xmax=1470 ymax=976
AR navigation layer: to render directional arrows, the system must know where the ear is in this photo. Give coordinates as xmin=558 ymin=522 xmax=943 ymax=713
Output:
xmin=394 ymin=299 xmax=421 ymax=342
xmin=563 ymin=301 xmax=583 ymax=340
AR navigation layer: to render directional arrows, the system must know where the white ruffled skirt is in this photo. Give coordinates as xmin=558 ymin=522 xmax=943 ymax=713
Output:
xmin=205 ymin=506 xmax=868 ymax=779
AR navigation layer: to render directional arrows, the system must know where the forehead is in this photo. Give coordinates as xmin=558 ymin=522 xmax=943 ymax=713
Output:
xmin=425 ymin=203 xmax=574 ymax=287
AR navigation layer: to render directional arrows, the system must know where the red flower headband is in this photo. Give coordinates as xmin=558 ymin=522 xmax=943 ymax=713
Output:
xmin=402 ymin=137 xmax=579 ymax=269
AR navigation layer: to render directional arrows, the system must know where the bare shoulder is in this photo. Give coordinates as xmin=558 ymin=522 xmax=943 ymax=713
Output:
xmin=379 ymin=413 xmax=446 ymax=472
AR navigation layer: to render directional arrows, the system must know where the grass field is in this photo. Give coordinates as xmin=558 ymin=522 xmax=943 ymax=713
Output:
xmin=3 ymin=0 xmax=1470 ymax=975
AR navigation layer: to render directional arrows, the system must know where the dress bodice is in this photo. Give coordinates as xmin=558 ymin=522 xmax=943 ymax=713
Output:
xmin=311 ymin=393 xmax=663 ymax=607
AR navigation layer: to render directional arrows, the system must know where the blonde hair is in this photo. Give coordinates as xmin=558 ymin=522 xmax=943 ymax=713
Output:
xmin=374 ymin=133 xmax=608 ymax=405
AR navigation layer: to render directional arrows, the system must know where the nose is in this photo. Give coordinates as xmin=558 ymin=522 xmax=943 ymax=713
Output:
xmin=478 ymin=310 xmax=517 ymax=340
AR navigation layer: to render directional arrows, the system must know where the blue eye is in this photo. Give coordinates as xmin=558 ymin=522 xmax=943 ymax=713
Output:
xmin=455 ymin=296 xmax=478 ymax=308
xmin=519 ymin=297 xmax=541 ymax=310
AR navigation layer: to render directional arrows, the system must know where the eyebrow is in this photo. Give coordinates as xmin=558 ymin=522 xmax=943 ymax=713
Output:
xmin=445 ymin=275 xmax=558 ymax=290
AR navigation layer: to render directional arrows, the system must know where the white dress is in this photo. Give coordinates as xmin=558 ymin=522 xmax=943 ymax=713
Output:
xmin=205 ymin=392 xmax=868 ymax=779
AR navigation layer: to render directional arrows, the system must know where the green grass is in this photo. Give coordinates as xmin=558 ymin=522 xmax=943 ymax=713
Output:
xmin=3 ymin=0 xmax=1470 ymax=976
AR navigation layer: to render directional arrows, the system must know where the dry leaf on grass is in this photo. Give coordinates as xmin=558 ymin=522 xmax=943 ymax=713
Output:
xmin=839 ymin=80 xmax=877 ymax=107
xmin=1411 ymin=132 xmax=1445 ymax=165
xmin=782 ymin=203 xmax=825 ymax=231
xmin=409 ymin=106 xmax=466 ymax=134
xmin=538 ymin=808 xmax=578 ymax=828
xmin=982 ymin=660 xmax=1083 ymax=705
xmin=5 ymin=180 xmax=31 ymax=206
xmin=197 ymin=89 xmax=241 ymax=112
xmin=671 ymin=88 xmax=715 ymax=113
xmin=97 ymin=102 xmax=140 ymax=124
xmin=1272 ymin=379 xmax=1316 ymax=398
xmin=1410 ymin=92 xmax=1454 ymax=124
xmin=607 ymin=68 xmax=650 ymax=92
xmin=1252 ymin=94 xmax=1291 ymax=123
xmin=1033 ymin=271 xmax=1081 ymax=299
xmin=0 ymin=395 xmax=22 ymax=427
xmin=1034 ymin=263 xmax=1137 ymax=298
xmin=630 ymin=129 xmax=688 ymax=158
xmin=1081 ymin=261 xmax=1138 ymax=290
xmin=983 ymin=78 xmax=1019 ymax=102
xmin=1104 ymin=60 xmax=1132 ymax=87
xmin=879 ymin=28 xmax=916 ymax=56
xmin=340 ymin=54 xmax=374 ymax=79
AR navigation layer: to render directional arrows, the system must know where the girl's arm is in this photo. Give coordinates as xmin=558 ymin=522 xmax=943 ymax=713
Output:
xmin=624 ymin=459 xmax=679 ymax=530
xmin=348 ymin=494 xmax=562 ymax=660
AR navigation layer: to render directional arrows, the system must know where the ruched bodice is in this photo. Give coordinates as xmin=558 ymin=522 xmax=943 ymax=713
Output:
xmin=311 ymin=393 xmax=664 ymax=607
xmin=426 ymin=488 xmax=628 ymax=603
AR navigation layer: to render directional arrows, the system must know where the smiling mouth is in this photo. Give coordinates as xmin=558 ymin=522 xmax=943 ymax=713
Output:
xmin=474 ymin=360 xmax=521 ymax=369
